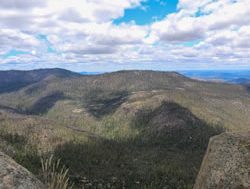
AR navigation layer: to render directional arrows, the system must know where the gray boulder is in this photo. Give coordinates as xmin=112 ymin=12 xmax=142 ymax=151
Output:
xmin=194 ymin=132 xmax=250 ymax=189
xmin=0 ymin=151 xmax=45 ymax=189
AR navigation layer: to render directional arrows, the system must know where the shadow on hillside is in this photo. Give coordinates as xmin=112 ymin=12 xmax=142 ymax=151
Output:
xmin=246 ymin=85 xmax=250 ymax=92
xmin=84 ymin=90 xmax=129 ymax=118
xmin=0 ymin=81 xmax=34 ymax=94
xmin=0 ymin=101 xmax=224 ymax=188
xmin=25 ymin=91 xmax=65 ymax=115
xmin=53 ymin=101 xmax=224 ymax=188
xmin=0 ymin=91 xmax=65 ymax=115
xmin=0 ymin=105 xmax=21 ymax=114
xmin=132 ymin=101 xmax=225 ymax=148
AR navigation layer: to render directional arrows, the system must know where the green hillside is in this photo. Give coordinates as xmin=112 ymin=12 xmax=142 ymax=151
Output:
xmin=0 ymin=68 xmax=79 ymax=94
xmin=0 ymin=69 xmax=249 ymax=188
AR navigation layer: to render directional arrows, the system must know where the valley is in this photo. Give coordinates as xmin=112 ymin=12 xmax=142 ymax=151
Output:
xmin=0 ymin=69 xmax=249 ymax=188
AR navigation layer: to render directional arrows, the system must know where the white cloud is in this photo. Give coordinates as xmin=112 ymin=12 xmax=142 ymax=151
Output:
xmin=177 ymin=0 xmax=213 ymax=12
xmin=148 ymin=0 xmax=250 ymax=43
xmin=149 ymin=12 xmax=206 ymax=43
xmin=0 ymin=29 xmax=40 ymax=51
xmin=0 ymin=0 xmax=146 ymax=60
xmin=0 ymin=0 xmax=249 ymax=71
xmin=0 ymin=0 xmax=46 ymax=10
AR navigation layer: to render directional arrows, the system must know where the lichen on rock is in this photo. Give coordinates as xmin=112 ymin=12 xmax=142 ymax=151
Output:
xmin=0 ymin=151 xmax=45 ymax=189
xmin=194 ymin=132 xmax=250 ymax=189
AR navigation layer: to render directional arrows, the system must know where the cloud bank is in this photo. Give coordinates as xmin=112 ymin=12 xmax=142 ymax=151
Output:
xmin=0 ymin=0 xmax=249 ymax=71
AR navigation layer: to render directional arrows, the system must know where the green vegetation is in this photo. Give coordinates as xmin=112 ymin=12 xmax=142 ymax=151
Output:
xmin=0 ymin=131 xmax=40 ymax=174
xmin=84 ymin=90 xmax=129 ymax=118
xmin=0 ymin=69 xmax=249 ymax=188
xmin=0 ymin=68 xmax=79 ymax=94
xmin=0 ymin=102 xmax=224 ymax=188
xmin=41 ymin=155 xmax=73 ymax=189
xmin=53 ymin=122 xmax=222 ymax=188
xmin=26 ymin=91 xmax=65 ymax=115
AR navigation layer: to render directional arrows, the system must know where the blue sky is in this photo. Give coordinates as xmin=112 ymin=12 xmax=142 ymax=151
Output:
xmin=113 ymin=0 xmax=178 ymax=25
xmin=0 ymin=0 xmax=249 ymax=71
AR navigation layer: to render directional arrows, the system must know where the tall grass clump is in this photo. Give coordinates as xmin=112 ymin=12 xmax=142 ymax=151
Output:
xmin=41 ymin=155 xmax=73 ymax=189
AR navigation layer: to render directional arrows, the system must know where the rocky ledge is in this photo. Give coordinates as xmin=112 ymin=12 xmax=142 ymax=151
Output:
xmin=194 ymin=132 xmax=250 ymax=189
xmin=0 ymin=151 xmax=44 ymax=189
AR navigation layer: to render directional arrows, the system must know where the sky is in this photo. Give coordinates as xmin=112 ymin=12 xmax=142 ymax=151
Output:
xmin=0 ymin=0 xmax=250 ymax=72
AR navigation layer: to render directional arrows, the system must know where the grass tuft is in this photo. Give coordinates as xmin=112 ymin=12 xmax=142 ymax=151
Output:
xmin=41 ymin=155 xmax=73 ymax=189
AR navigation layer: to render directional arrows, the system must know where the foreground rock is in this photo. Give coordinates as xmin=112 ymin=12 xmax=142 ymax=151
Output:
xmin=0 ymin=151 xmax=45 ymax=189
xmin=194 ymin=132 xmax=250 ymax=189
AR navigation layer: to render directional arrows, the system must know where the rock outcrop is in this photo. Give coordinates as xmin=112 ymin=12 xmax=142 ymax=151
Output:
xmin=0 ymin=151 xmax=45 ymax=189
xmin=194 ymin=132 xmax=250 ymax=189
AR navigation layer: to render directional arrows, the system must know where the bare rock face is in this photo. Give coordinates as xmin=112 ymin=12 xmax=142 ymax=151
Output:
xmin=194 ymin=132 xmax=250 ymax=189
xmin=0 ymin=151 xmax=45 ymax=189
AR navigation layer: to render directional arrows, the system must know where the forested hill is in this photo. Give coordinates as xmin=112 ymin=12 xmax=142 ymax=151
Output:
xmin=0 ymin=68 xmax=249 ymax=188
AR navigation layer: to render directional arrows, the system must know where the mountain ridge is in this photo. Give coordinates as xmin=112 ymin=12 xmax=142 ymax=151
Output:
xmin=0 ymin=68 xmax=249 ymax=188
xmin=0 ymin=68 xmax=80 ymax=94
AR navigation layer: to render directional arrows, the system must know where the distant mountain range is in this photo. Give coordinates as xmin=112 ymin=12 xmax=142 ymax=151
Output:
xmin=179 ymin=70 xmax=250 ymax=85
xmin=80 ymin=71 xmax=103 ymax=75
xmin=80 ymin=70 xmax=250 ymax=85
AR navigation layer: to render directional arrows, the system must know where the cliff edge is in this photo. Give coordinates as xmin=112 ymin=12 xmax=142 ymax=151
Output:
xmin=194 ymin=132 xmax=250 ymax=189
